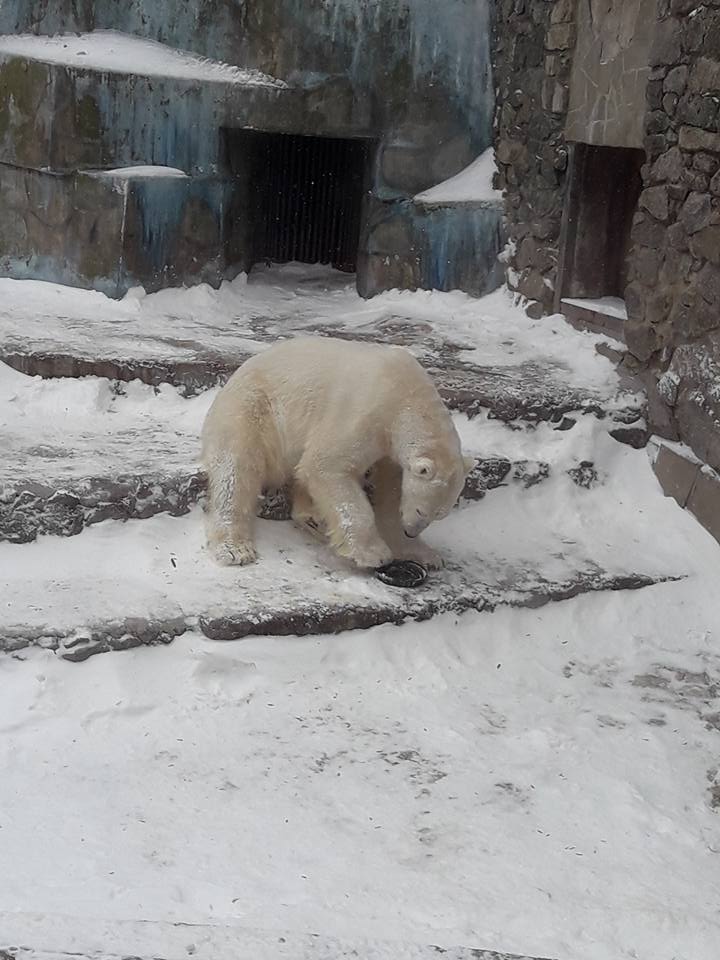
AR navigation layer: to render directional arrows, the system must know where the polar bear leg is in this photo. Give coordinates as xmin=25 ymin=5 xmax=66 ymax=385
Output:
xmin=370 ymin=458 xmax=444 ymax=569
xmin=205 ymin=449 xmax=262 ymax=566
xmin=296 ymin=454 xmax=392 ymax=569
xmin=290 ymin=481 xmax=327 ymax=541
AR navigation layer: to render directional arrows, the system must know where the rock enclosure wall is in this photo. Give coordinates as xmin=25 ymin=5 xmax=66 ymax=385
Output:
xmin=492 ymin=0 xmax=577 ymax=314
xmin=0 ymin=0 xmax=495 ymax=197
xmin=625 ymin=2 xmax=720 ymax=471
xmin=494 ymin=0 xmax=720 ymax=474
xmin=0 ymin=0 xmax=504 ymax=300
xmin=626 ymin=2 xmax=720 ymax=361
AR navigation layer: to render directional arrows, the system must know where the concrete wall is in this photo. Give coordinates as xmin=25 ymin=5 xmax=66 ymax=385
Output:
xmin=0 ymin=0 xmax=503 ymax=300
xmin=0 ymin=0 xmax=495 ymax=197
xmin=565 ymin=0 xmax=655 ymax=149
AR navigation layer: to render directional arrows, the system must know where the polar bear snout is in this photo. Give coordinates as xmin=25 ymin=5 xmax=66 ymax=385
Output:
xmin=403 ymin=508 xmax=429 ymax=539
xmin=399 ymin=451 xmax=470 ymax=538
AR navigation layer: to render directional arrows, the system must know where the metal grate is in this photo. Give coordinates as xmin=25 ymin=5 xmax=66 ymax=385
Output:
xmin=223 ymin=129 xmax=371 ymax=273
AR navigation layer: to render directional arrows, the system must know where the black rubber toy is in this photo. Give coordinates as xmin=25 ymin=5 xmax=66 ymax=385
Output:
xmin=375 ymin=559 xmax=428 ymax=589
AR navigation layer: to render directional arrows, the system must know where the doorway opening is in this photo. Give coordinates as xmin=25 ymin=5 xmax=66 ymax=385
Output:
xmin=222 ymin=129 xmax=373 ymax=275
xmin=558 ymin=142 xmax=645 ymax=338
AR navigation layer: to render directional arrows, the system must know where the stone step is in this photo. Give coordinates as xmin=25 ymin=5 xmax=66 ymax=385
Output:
xmin=0 ymin=915 xmax=554 ymax=960
xmin=4 ymin=343 xmax=644 ymax=428
xmin=1 ymin=356 xmax=607 ymax=543
xmin=0 ymin=457 xmax=558 ymax=544
xmin=0 ymin=267 xmax=646 ymax=426
xmin=0 ymin=474 xmax=682 ymax=660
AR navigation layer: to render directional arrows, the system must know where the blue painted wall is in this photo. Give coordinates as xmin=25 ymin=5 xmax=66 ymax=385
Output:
xmin=1 ymin=0 xmax=494 ymax=193
xmin=0 ymin=0 xmax=503 ymax=298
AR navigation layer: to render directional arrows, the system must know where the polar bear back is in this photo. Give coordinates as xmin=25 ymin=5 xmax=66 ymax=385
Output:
xmin=203 ymin=336 xmax=459 ymax=479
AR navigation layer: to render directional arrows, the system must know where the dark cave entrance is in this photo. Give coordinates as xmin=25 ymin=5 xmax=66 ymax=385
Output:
xmin=222 ymin=128 xmax=373 ymax=274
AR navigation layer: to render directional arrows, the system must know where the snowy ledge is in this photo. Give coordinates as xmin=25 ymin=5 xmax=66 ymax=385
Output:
xmin=414 ymin=148 xmax=503 ymax=208
xmin=0 ymin=30 xmax=287 ymax=87
xmin=87 ymin=165 xmax=190 ymax=180
xmin=561 ymin=297 xmax=628 ymax=322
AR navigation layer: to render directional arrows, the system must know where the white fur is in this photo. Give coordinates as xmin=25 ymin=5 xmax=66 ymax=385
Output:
xmin=201 ymin=336 xmax=472 ymax=569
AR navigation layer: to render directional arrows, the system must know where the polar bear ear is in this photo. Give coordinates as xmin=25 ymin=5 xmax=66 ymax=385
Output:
xmin=463 ymin=456 xmax=475 ymax=474
xmin=410 ymin=457 xmax=436 ymax=479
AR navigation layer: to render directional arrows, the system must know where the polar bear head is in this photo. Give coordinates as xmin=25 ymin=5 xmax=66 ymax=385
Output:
xmin=400 ymin=451 xmax=474 ymax=538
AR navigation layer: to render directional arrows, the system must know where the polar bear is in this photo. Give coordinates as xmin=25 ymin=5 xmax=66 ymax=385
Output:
xmin=200 ymin=336 xmax=472 ymax=570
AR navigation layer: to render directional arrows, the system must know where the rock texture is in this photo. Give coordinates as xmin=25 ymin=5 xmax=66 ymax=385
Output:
xmin=626 ymin=6 xmax=720 ymax=363
xmin=623 ymin=5 xmax=720 ymax=471
xmin=493 ymin=0 xmax=577 ymax=312
xmin=493 ymin=0 xmax=720 ymax=496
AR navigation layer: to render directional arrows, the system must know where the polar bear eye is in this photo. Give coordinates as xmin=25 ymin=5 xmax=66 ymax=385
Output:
xmin=411 ymin=457 xmax=436 ymax=479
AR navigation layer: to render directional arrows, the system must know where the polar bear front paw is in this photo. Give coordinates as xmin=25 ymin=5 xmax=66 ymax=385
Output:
xmin=341 ymin=536 xmax=393 ymax=571
xmin=209 ymin=539 xmax=258 ymax=566
xmin=395 ymin=539 xmax=444 ymax=570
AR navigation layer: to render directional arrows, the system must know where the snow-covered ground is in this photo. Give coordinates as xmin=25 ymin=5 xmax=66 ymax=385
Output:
xmin=2 ymin=580 xmax=720 ymax=960
xmin=1 ymin=272 xmax=719 ymax=960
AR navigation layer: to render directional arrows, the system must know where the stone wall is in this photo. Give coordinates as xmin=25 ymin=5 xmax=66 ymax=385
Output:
xmin=626 ymin=3 xmax=720 ymax=361
xmin=492 ymin=0 xmax=577 ymax=313
xmin=624 ymin=2 xmax=720 ymax=471
xmin=494 ymin=0 xmax=720 ymax=475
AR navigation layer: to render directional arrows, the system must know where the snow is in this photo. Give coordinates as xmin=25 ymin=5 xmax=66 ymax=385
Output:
xmin=0 ymin=413 xmax=693 ymax=642
xmin=2 ymin=270 xmax=720 ymax=960
xmin=0 ymin=30 xmax=286 ymax=87
xmin=562 ymin=297 xmax=628 ymax=321
xmin=0 ymin=364 xmax=212 ymax=480
xmin=2 ymin=583 xmax=720 ymax=959
xmin=414 ymin=148 xmax=503 ymax=206
xmin=0 ymin=263 xmax=629 ymax=404
xmin=91 ymin=165 xmax=190 ymax=179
